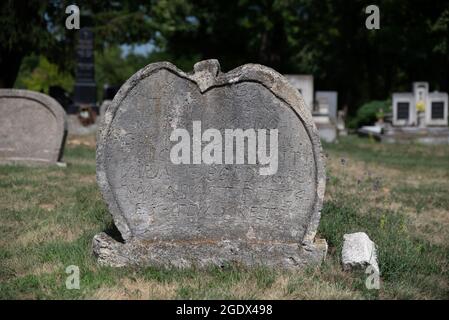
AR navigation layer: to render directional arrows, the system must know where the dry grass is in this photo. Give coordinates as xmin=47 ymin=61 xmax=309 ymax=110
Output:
xmin=326 ymin=147 xmax=449 ymax=244
xmin=17 ymin=221 xmax=90 ymax=246
xmin=67 ymin=135 xmax=96 ymax=148
xmin=92 ymin=278 xmax=179 ymax=300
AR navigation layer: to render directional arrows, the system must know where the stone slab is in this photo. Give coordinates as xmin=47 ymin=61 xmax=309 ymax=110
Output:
xmin=342 ymin=232 xmax=379 ymax=274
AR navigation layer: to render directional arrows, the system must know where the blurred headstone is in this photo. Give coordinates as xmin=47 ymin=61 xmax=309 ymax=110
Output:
xmin=392 ymin=82 xmax=448 ymax=127
xmin=72 ymin=27 xmax=97 ymax=114
xmin=284 ymin=75 xmax=314 ymax=112
xmin=0 ymin=89 xmax=67 ymax=165
xmin=386 ymin=82 xmax=449 ymax=144
xmin=314 ymin=91 xmax=338 ymax=143
xmin=315 ymin=91 xmax=337 ymax=121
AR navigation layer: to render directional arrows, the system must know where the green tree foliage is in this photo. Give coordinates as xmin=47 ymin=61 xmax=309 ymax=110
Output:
xmin=147 ymin=0 xmax=449 ymax=115
xmin=0 ymin=0 xmax=155 ymax=88
xmin=95 ymin=45 xmax=202 ymax=98
xmin=349 ymin=100 xmax=391 ymax=129
xmin=1 ymin=0 xmax=448 ymax=116
xmin=95 ymin=45 xmax=150 ymax=99
xmin=0 ymin=1 xmax=51 ymax=87
xmin=15 ymin=56 xmax=74 ymax=93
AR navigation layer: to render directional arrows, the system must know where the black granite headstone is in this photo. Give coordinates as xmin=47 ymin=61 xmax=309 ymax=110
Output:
xmin=73 ymin=27 xmax=96 ymax=112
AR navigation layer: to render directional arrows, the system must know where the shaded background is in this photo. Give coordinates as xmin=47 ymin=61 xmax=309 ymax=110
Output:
xmin=1 ymin=0 xmax=448 ymax=124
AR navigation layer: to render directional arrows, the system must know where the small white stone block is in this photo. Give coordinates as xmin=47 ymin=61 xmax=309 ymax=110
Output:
xmin=342 ymin=232 xmax=379 ymax=274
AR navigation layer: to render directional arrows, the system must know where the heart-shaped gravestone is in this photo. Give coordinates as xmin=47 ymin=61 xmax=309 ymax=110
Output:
xmin=94 ymin=60 xmax=327 ymax=268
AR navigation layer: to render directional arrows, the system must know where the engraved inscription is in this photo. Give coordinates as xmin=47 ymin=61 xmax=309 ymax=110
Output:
xmin=103 ymin=69 xmax=316 ymax=243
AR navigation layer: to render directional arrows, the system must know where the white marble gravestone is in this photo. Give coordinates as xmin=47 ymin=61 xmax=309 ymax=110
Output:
xmin=284 ymin=75 xmax=314 ymax=112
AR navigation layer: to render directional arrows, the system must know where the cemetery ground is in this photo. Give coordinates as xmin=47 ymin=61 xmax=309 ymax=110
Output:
xmin=0 ymin=135 xmax=448 ymax=300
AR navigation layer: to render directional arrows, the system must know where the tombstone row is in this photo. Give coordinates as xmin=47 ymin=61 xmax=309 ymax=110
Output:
xmin=0 ymin=60 xmax=328 ymax=270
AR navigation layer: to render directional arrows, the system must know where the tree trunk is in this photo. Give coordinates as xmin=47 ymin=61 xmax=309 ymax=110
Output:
xmin=0 ymin=51 xmax=23 ymax=88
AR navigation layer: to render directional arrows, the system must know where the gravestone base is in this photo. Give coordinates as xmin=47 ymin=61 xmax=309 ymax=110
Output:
xmin=382 ymin=126 xmax=449 ymax=145
xmin=93 ymin=232 xmax=327 ymax=269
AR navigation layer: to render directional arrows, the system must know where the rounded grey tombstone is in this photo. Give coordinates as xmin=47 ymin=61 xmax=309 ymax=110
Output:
xmin=0 ymin=89 xmax=67 ymax=165
xmin=94 ymin=60 xmax=327 ymax=268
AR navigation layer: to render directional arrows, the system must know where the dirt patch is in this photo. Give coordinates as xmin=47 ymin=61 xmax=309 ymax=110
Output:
xmin=227 ymin=270 xmax=361 ymax=299
xmin=16 ymin=222 xmax=90 ymax=246
xmin=39 ymin=203 xmax=56 ymax=211
xmin=408 ymin=208 xmax=449 ymax=245
xmin=91 ymin=278 xmax=178 ymax=299
xmin=31 ymin=262 xmax=63 ymax=276
xmin=78 ymin=175 xmax=96 ymax=184
xmin=67 ymin=135 xmax=96 ymax=148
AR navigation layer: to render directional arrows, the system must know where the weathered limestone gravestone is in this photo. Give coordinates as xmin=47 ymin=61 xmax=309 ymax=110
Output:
xmin=0 ymin=89 xmax=67 ymax=165
xmin=93 ymin=60 xmax=327 ymax=268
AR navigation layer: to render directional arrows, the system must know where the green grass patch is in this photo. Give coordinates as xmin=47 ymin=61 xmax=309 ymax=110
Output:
xmin=1 ymin=137 xmax=448 ymax=299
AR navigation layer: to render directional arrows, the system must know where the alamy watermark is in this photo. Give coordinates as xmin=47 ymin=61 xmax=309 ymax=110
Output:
xmin=365 ymin=265 xmax=380 ymax=290
xmin=65 ymin=265 xmax=80 ymax=290
xmin=65 ymin=4 xmax=80 ymax=30
xmin=365 ymin=5 xmax=380 ymax=30
xmin=170 ymin=121 xmax=279 ymax=175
